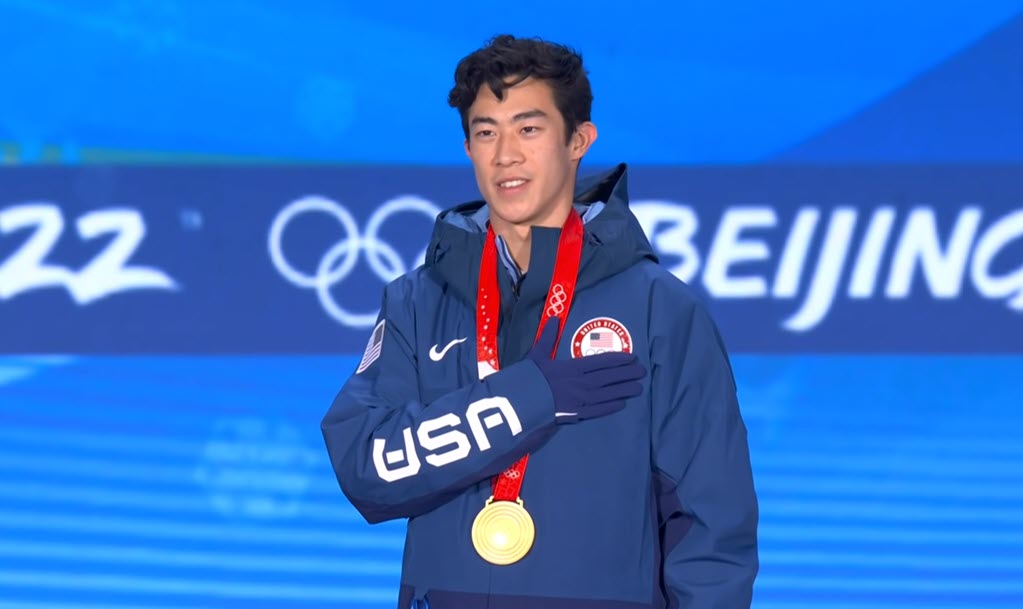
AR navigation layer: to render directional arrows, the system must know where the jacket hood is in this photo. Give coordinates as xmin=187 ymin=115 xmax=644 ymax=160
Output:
xmin=424 ymin=163 xmax=657 ymax=306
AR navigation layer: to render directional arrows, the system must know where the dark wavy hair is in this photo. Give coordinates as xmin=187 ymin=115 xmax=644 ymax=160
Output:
xmin=448 ymin=35 xmax=592 ymax=144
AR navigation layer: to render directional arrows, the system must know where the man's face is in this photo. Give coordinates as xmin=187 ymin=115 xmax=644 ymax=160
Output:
xmin=464 ymin=77 xmax=595 ymax=233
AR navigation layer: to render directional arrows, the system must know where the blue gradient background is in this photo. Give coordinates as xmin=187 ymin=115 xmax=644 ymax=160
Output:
xmin=1 ymin=1 xmax=1022 ymax=608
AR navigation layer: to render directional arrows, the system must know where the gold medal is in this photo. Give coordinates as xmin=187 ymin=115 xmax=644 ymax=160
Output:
xmin=470 ymin=212 xmax=580 ymax=566
xmin=471 ymin=496 xmax=535 ymax=565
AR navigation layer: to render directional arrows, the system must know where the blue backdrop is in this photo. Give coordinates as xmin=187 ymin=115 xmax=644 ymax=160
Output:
xmin=1 ymin=1 xmax=1022 ymax=608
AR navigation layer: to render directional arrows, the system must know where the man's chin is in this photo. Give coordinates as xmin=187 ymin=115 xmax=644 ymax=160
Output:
xmin=486 ymin=204 xmax=535 ymax=227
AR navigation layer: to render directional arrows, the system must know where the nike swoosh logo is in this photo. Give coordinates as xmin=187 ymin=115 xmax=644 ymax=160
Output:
xmin=429 ymin=337 xmax=467 ymax=362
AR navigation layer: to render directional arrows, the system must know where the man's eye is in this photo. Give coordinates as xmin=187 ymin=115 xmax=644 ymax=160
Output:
xmin=476 ymin=130 xmax=494 ymax=138
xmin=522 ymin=126 xmax=539 ymax=134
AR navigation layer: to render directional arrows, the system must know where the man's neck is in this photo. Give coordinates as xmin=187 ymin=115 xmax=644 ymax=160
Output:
xmin=500 ymin=224 xmax=534 ymax=273
xmin=491 ymin=204 xmax=573 ymax=273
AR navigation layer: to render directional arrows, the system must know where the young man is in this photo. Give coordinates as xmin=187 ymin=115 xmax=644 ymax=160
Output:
xmin=321 ymin=35 xmax=758 ymax=609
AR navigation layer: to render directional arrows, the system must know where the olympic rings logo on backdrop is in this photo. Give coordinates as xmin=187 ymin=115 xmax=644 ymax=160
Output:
xmin=269 ymin=195 xmax=440 ymax=328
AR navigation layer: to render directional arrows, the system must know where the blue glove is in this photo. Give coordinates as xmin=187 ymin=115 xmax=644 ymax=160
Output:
xmin=526 ymin=317 xmax=646 ymax=424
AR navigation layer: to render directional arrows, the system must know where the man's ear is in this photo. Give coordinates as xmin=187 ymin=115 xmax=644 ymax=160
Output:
xmin=569 ymin=121 xmax=598 ymax=161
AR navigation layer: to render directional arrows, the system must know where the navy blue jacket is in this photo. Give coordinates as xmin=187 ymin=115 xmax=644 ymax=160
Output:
xmin=321 ymin=164 xmax=758 ymax=608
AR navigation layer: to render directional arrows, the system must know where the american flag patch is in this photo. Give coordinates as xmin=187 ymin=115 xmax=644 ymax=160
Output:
xmin=571 ymin=317 xmax=633 ymax=359
xmin=356 ymin=319 xmax=386 ymax=374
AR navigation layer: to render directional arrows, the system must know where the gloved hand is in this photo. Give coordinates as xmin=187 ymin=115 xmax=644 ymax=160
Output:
xmin=526 ymin=318 xmax=647 ymax=424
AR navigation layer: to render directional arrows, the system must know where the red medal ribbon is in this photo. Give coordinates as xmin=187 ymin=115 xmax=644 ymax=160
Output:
xmin=476 ymin=209 xmax=585 ymax=502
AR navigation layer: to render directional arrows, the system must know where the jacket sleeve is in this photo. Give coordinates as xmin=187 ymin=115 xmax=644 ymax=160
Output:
xmin=320 ymin=280 xmax=557 ymax=524
xmin=650 ymin=297 xmax=759 ymax=608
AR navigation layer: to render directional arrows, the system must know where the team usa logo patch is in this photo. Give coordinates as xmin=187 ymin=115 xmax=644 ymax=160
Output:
xmin=571 ymin=317 xmax=633 ymax=358
xmin=356 ymin=319 xmax=386 ymax=374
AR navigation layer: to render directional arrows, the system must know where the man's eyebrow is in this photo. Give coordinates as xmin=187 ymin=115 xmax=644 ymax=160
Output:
xmin=469 ymin=115 xmax=497 ymax=127
xmin=468 ymin=109 xmax=549 ymax=128
xmin=513 ymin=109 xmax=548 ymax=121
